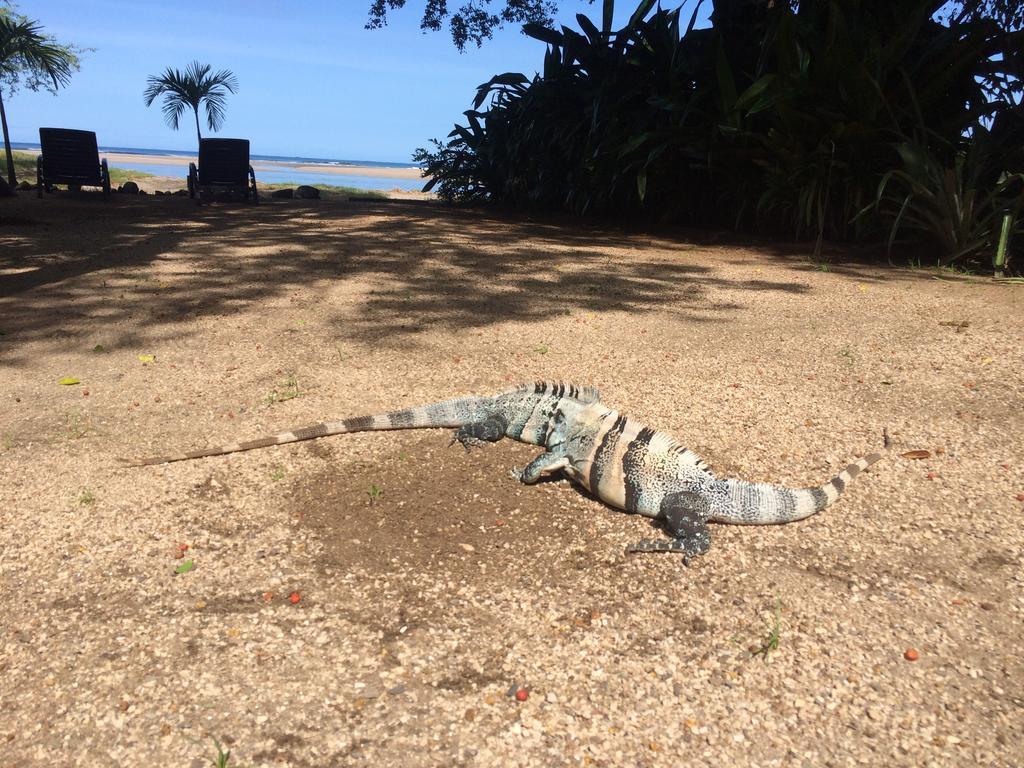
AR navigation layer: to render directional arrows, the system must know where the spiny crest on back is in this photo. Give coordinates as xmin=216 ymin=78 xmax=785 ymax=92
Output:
xmin=512 ymin=380 xmax=602 ymax=403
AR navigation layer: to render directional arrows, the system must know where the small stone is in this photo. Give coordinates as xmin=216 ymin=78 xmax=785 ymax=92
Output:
xmin=459 ymin=543 xmax=475 ymax=553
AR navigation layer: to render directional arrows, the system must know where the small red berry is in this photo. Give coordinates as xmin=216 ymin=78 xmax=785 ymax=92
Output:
xmin=289 ymin=591 xmax=301 ymax=604
xmin=1016 ymin=494 xmax=1024 ymax=502
xmin=515 ymin=688 xmax=529 ymax=702
xmin=904 ymin=648 xmax=919 ymax=662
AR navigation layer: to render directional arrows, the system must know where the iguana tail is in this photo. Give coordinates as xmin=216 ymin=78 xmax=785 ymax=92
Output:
xmin=708 ymin=430 xmax=890 ymax=525
xmin=122 ymin=396 xmax=494 ymax=466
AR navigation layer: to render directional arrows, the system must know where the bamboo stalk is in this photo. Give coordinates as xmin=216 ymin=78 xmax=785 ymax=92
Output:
xmin=994 ymin=213 xmax=1011 ymax=278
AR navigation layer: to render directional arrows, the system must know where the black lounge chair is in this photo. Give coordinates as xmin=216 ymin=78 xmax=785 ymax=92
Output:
xmin=188 ymin=138 xmax=258 ymax=204
xmin=37 ymin=128 xmax=111 ymax=197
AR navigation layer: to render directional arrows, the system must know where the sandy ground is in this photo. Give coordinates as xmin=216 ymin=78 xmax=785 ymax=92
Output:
xmin=1 ymin=191 xmax=1022 ymax=768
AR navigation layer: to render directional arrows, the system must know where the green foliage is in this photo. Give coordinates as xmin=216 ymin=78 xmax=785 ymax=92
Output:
xmin=868 ymin=131 xmax=1024 ymax=266
xmin=0 ymin=4 xmax=81 ymax=97
xmin=417 ymin=0 xmax=1024 ymax=267
xmin=211 ymin=737 xmax=233 ymax=768
xmin=366 ymin=0 xmax=579 ymax=51
xmin=0 ymin=4 xmax=84 ymax=185
xmin=751 ymin=599 xmax=783 ymax=662
xmin=143 ymin=61 xmax=238 ymax=145
xmin=265 ymin=374 xmax=299 ymax=405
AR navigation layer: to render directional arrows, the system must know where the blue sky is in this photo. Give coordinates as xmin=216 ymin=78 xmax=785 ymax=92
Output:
xmin=9 ymin=1 xmax=709 ymax=163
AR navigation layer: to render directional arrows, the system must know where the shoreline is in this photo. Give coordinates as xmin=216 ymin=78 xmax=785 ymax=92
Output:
xmin=19 ymin=146 xmax=425 ymax=180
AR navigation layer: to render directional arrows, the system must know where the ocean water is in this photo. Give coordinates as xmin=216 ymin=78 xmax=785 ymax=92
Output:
xmin=14 ymin=142 xmax=427 ymax=192
xmin=108 ymin=161 xmax=426 ymax=192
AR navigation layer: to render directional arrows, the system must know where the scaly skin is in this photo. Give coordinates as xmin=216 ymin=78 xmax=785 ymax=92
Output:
xmin=126 ymin=382 xmax=887 ymax=563
xmin=515 ymin=403 xmax=889 ymax=563
xmin=123 ymin=381 xmax=601 ymax=466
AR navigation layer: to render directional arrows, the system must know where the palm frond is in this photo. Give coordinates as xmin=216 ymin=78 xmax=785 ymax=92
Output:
xmin=203 ymin=90 xmax=229 ymax=131
xmin=161 ymin=97 xmax=186 ymax=131
xmin=0 ymin=14 xmax=75 ymax=88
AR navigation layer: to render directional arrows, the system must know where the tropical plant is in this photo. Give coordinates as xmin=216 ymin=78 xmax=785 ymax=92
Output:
xmin=0 ymin=4 xmax=81 ymax=186
xmin=418 ymin=0 xmax=1024 ymax=267
xmin=143 ymin=61 xmax=238 ymax=146
xmin=866 ymin=129 xmax=1024 ymax=267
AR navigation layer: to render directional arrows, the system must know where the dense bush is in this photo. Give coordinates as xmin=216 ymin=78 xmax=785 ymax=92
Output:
xmin=415 ymin=0 xmax=1024 ymax=267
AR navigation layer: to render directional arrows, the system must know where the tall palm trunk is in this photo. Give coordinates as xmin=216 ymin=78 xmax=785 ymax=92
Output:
xmin=0 ymin=89 xmax=16 ymax=187
xmin=193 ymin=105 xmax=202 ymax=145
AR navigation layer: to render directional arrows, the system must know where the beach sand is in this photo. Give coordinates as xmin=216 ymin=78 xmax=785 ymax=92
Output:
xmin=20 ymin=146 xmax=429 ymax=198
xmin=1 ymin=192 xmax=1021 ymax=767
xmin=98 ymin=150 xmax=425 ymax=180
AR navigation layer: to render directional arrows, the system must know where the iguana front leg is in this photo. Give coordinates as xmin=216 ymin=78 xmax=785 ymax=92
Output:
xmin=511 ymin=448 xmax=570 ymax=484
xmin=627 ymin=490 xmax=712 ymax=564
xmin=450 ymin=415 xmax=508 ymax=451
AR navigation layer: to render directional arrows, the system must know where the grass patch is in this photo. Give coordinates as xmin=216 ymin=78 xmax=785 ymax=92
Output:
xmin=265 ymin=374 xmax=300 ymax=405
xmin=11 ymin=151 xmax=36 ymax=183
xmin=62 ymin=412 xmax=91 ymax=440
xmin=108 ymin=166 xmax=154 ymax=183
xmin=11 ymin=150 xmax=154 ymax=185
xmin=750 ymin=599 xmax=783 ymax=662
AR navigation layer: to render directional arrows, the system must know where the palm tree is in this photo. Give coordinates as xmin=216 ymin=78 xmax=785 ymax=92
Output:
xmin=143 ymin=61 xmax=238 ymax=146
xmin=0 ymin=13 xmax=76 ymax=186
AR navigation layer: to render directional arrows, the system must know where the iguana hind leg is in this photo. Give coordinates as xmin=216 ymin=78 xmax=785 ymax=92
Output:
xmin=627 ymin=490 xmax=712 ymax=564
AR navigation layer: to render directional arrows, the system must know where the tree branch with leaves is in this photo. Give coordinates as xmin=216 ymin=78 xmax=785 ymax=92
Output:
xmin=366 ymin=0 xmax=588 ymax=50
xmin=0 ymin=2 xmax=83 ymax=187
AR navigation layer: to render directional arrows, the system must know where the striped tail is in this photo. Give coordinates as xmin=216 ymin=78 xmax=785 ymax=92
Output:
xmin=122 ymin=396 xmax=493 ymax=467
xmin=709 ymin=431 xmax=890 ymax=525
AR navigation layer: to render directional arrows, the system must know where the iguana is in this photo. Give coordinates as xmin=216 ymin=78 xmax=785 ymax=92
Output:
xmin=126 ymin=381 xmax=886 ymax=561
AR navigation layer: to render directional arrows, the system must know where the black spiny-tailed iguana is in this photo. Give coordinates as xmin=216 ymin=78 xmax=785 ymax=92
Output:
xmin=126 ymin=381 xmax=887 ymax=561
